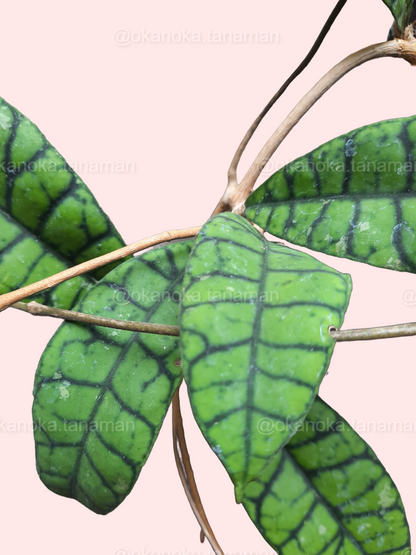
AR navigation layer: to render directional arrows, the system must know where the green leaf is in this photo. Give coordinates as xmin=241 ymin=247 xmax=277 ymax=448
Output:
xmin=245 ymin=115 xmax=416 ymax=273
xmin=382 ymin=0 xmax=414 ymax=31
xmin=32 ymin=240 xmax=192 ymax=514
xmin=243 ymin=397 xmax=410 ymax=555
xmin=0 ymin=97 xmax=127 ymax=308
xmin=0 ymin=208 xmax=94 ymax=308
xmin=180 ymin=213 xmax=351 ymax=501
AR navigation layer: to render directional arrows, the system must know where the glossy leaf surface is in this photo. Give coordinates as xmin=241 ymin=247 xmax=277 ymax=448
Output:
xmin=0 ymin=97 xmax=127 ymax=308
xmin=180 ymin=213 xmax=351 ymax=501
xmin=246 ymin=115 xmax=416 ymax=274
xmin=32 ymin=241 xmax=192 ymax=514
xmin=382 ymin=0 xmax=413 ymax=31
xmin=243 ymin=397 xmax=410 ymax=555
xmin=0 ymin=208 xmax=94 ymax=308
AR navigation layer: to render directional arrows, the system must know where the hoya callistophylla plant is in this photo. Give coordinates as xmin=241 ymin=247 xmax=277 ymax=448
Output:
xmin=33 ymin=241 xmax=192 ymax=514
xmin=383 ymin=0 xmax=414 ymax=32
xmin=0 ymin=0 xmax=416 ymax=553
xmin=242 ymin=398 xmax=409 ymax=554
xmin=180 ymin=214 xmax=351 ymax=503
xmin=0 ymin=98 xmax=129 ymax=308
xmin=245 ymin=115 xmax=416 ymax=273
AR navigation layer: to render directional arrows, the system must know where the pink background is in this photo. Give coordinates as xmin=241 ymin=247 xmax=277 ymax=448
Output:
xmin=1 ymin=0 xmax=415 ymax=552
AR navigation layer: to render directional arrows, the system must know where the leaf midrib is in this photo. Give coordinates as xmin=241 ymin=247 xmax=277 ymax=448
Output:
xmin=0 ymin=206 xmax=95 ymax=289
xmin=248 ymin=410 xmax=408 ymax=555
xmin=69 ymin=264 xmax=185 ymax=495
xmin=244 ymin=237 xmax=269 ymax=487
xmin=247 ymin=191 xmax=416 ymax=208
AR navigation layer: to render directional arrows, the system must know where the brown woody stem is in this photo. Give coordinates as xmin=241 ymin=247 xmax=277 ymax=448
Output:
xmin=12 ymin=300 xmax=416 ymax=343
xmin=329 ymin=322 xmax=416 ymax=342
xmin=0 ymin=226 xmax=201 ymax=312
xmin=172 ymin=388 xmax=224 ymax=555
xmin=214 ymin=0 xmax=348 ymax=216
xmin=222 ymin=39 xmax=416 ymax=214
xmin=12 ymin=301 xmax=180 ymax=336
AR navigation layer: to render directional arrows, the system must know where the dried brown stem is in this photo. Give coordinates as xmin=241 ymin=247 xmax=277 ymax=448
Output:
xmin=12 ymin=300 xmax=416 ymax=343
xmin=214 ymin=0 xmax=348 ymax=216
xmin=0 ymin=226 xmax=201 ymax=312
xmin=12 ymin=301 xmax=180 ymax=336
xmin=172 ymin=388 xmax=224 ymax=555
xmin=330 ymin=321 xmax=416 ymax=342
xmin=224 ymin=39 xmax=416 ymax=214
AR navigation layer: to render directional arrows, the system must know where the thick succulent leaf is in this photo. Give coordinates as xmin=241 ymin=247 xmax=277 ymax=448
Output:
xmin=32 ymin=241 xmax=192 ymax=514
xmin=0 ymin=208 xmax=94 ymax=308
xmin=0 ymin=97 xmax=127 ymax=308
xmin=243 ymin=397 xmax=410 ymax=555
xmin=180 ymin=213 xmax=351 ymax=501
xmin=246 ymin=115 xmax=416 ymax=274
xmin=382 ymin=0 xmax=414 ymax=31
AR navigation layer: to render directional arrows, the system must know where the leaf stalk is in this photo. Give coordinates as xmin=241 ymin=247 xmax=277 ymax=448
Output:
xmin=0 ymin=226 xmax=201 ymax=312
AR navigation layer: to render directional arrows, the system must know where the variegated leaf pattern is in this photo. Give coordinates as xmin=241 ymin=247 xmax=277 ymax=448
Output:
xmin=243 ymin=397 xmax=410 ymax=555
xmin=32 ymin=241 xmax=192 ymax=514
xmin=180 ymin=213 xmax=351 ymax=501
xmin=246 ymin=115 xmax=416 ymax=274
xmin=0 ymin=97 xmax=127 ymax=308
xmin=382 ymin=0 xmax=414 ymax=31
xmin=0 ymin=208 xmax=94 ymax=308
